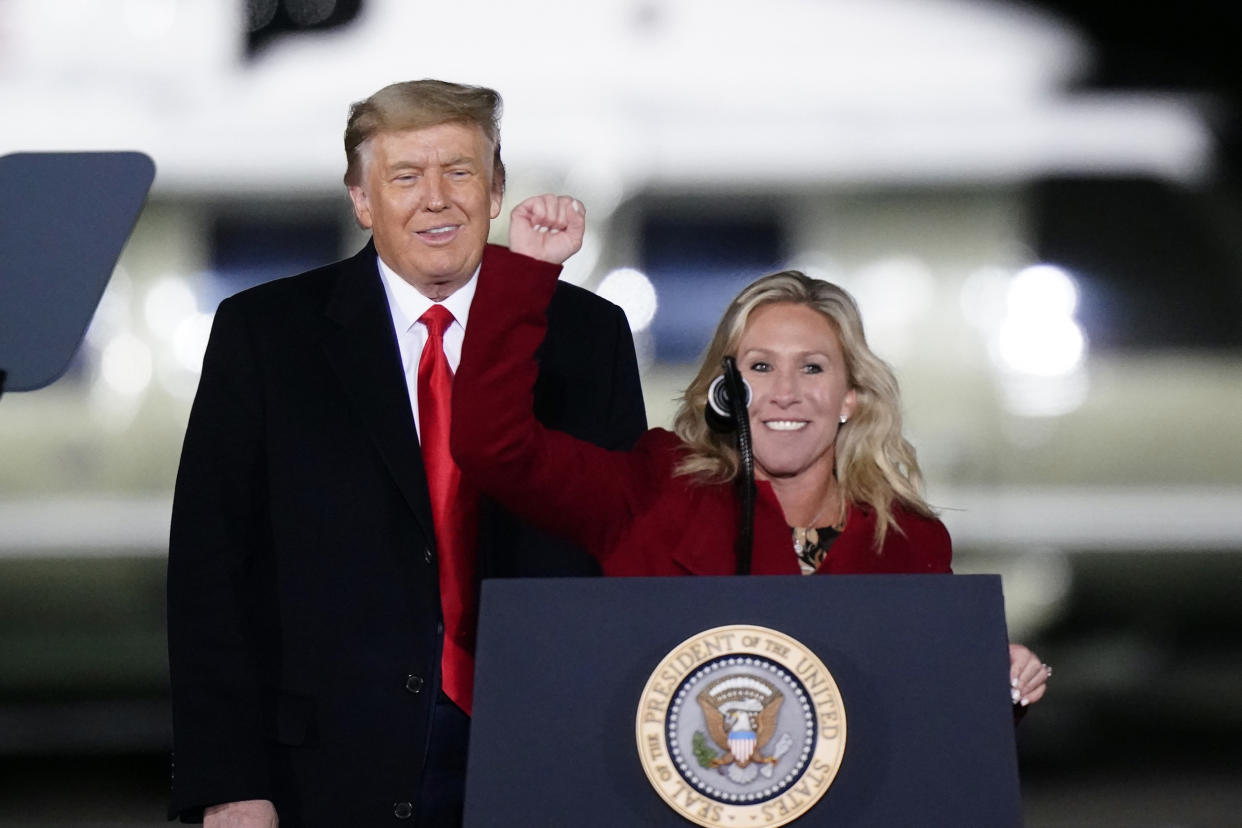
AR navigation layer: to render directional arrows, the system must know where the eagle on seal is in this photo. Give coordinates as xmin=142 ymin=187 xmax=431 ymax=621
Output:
xmin=697 ymin=675 xmax=784 ymax=769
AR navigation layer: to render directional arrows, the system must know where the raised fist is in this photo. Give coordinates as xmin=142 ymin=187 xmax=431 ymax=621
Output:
xmin=509 ymin=194 xmax=586 ymax=265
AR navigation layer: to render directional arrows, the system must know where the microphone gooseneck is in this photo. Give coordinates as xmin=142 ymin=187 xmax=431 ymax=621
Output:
xmin=720 ymin=356 xmax=755 ymax=575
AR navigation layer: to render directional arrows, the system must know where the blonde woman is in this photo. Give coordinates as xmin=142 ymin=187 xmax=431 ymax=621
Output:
xmin=454 ymin=195 xmax=1050 ymax=707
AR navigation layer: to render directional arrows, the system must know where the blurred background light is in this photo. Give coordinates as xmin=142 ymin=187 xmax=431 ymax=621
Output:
xmin=159 ymin=310 xmax=214 ymax=399
xmin=849 ymin=255 xmax=936 ymax=359
xmin=563 ymin=150 xmax=628 ymax=222
xmin=596 ymin=266 xmax=659 ymax=333
xmin=171 ymin=312 xmax=215 ymax=376
xmin=786 ymin=251 xmax=847 ymax=288
xmin=996 ymin=314 xmax=1085 ymax=377
xmin=1008 ymin=263 xmax=1079 ymax=318
xmin=99 ymin=332 xmax=153 ymax=397
xmin=992 ymin=262 xmax=1087 ymax=381
xmin=143 ymin=276 xmax=198 ymax=341
xmin=959 ymin=265 xmax=1012 ymax=333
xmin=84 ymin=266 xmax=134 ymax=352
xmin=997 ymin=366 xmax=1089 ymax=419
xmin=558 ymin=231 xmax=601 ymax=286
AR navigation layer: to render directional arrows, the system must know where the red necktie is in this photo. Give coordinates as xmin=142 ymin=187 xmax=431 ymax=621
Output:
xmin=417 ymin=304 xmax=477 ymax=715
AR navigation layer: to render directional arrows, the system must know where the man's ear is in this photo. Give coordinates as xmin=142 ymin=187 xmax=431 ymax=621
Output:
xmin=489 ymin=177 xmax=503 ymax=220
xmin=347 ymin=185 xmax=373 ymax=229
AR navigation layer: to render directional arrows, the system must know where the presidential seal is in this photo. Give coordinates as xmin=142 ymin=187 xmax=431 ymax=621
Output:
xmin=636 ymin=625 xmax=846 ymax=827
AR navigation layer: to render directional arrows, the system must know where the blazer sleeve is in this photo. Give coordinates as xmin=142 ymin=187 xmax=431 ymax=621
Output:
xmin=452 ymin=247 xmax=664 ymax=554
xmin=166 ymin=296 xmax=274 ymax=819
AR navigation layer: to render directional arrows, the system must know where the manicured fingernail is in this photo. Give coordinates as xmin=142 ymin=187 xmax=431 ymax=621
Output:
xmin=1020 ymin=698 xmax=1030 ymax=707
xmin=1010 ymin=676 xmax=1018 ymax=687
xmin=1011 ymin=687 xmax=1021 ymax=703
xmin=539 ymin=226 xmax=549 ymax=233
xmin=572 ymin=200 xmax=582 ymax=213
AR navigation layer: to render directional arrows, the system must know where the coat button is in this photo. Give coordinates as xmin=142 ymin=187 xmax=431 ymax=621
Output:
xmin=404 ymin=675 xmax=424 ymax=694
xmin=423 ymin=547 xmax=433 ymax=564
xmin=393 ymin=801 xmax=413 ymax=819
xmin=436 ymin=621 xmax=444 ymax=635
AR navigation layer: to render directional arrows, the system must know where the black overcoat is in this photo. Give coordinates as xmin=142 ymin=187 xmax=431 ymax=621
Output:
xmin=166 ymin=243 xmax=645 ymax=824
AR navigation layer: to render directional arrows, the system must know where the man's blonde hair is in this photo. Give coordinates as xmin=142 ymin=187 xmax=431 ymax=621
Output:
xmin=343 ymin=79 xmax=505 ymax=190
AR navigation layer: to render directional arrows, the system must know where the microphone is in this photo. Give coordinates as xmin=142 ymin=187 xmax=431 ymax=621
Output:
xmin=706 ymin=367 xmax=752 ymax=434
xmin=708 ymin=357 xmax=755 ymax=576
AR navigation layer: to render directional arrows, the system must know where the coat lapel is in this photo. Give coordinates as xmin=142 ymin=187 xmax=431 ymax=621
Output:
xmin=321 ymin=242 xmax=435 ymax=544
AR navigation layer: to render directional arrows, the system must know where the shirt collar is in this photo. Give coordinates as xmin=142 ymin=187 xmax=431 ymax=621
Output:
xmin=375 ymin=254 xmax=479 ymax=332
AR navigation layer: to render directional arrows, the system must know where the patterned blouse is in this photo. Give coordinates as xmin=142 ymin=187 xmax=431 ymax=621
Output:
xmin=793 ymin=525 xmax=843 ymax=574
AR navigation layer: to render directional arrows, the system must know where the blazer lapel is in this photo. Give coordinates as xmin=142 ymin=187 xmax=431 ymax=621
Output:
xmin=321 ymin=242 xmax=435 ymax=544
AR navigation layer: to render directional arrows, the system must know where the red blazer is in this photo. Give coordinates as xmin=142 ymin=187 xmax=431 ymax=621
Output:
xmin=453 ymin=254 xmax=951 ymax=577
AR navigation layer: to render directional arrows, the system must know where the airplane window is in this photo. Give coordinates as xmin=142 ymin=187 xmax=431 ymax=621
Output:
xmin=1030 ymin=177 xmax=1242 ymax=351
xmin=641 ymin=208 xmax=786 ymax=363
xmin=208 ymin=211 xmax=343 ymax=309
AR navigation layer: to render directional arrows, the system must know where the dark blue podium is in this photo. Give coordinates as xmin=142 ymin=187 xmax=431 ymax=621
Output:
xmin=465 ymin=574 xmax=1022 ymax=827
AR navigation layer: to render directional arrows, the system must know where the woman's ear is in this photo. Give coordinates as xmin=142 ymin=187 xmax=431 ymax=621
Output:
xmin=840 ymin=388 xmax=858 ymax=423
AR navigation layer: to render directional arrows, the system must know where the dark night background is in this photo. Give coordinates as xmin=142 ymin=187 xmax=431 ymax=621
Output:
xmin=2 ymin=2 xmax=1241 ymax=826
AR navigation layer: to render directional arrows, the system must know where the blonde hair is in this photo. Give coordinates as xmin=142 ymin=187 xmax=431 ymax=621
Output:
xmin=343 ymin=79 xmax=505 ymax=190
xmin=671 ymin=271 xmax=934 ymax=547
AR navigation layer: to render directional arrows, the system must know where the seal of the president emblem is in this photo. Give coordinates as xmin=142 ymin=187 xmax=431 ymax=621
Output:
xmin=636 ymin=625 xmax=846 ymax=827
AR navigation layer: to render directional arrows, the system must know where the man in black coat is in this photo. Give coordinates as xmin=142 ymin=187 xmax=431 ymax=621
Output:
xmin=166 ymin=80 xmax=645 ymax=827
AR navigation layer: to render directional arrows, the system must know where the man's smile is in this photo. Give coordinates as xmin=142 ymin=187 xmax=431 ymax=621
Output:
xmin=416 ymin=224 xmax=461 ymax=243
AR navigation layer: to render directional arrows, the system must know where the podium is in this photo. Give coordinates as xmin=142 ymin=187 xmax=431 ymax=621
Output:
xmin=466 ymin=575 xmax=1022 ymax=827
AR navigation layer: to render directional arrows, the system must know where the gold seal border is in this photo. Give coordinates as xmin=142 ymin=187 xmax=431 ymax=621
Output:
xmin=635 ymin=624 xmax=847 ymax=828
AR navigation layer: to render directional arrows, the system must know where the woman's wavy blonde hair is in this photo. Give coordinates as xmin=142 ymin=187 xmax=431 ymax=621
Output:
xmin=672 ymin=271 xmax=934 ymax=547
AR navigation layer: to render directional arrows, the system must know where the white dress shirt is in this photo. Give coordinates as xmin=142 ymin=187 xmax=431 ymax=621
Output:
xmin=376 ymin=255 xmax=480 ymax=438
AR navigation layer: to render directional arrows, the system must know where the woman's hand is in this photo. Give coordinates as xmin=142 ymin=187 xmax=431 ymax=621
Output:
xmin=510 ymin=194 xmax=586 ymax=265
xmin=1009 ymin=642 xmax=1051 ymax=707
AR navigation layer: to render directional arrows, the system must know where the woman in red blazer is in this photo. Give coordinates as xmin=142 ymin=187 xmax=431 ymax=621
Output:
xmin=453 ymin=195 xmax=1049 ymax=707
